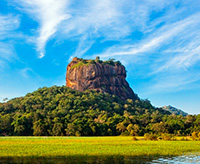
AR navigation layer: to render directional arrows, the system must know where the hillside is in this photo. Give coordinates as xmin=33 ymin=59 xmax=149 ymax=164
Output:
xmin=162 ymin=105 xmax=188 ymax=116
xmin=0 ymin=85 xmax=174 ymax=136
xmin=0 ymin=86 xmax=199 ymax=136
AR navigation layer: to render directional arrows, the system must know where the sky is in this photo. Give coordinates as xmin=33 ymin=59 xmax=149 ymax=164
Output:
xmin=0 ymin=0 xmax=200 ymax=114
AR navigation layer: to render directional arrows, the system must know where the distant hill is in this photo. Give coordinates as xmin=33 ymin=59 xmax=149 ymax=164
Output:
xmin=162 ymin=105 xmax=188 ymax=116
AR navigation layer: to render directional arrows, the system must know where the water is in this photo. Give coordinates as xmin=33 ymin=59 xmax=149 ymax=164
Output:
xmin=0 ymin=155 xmax=199 ymax=164
xmin=151 ymin=154 xmax=200 ymax=164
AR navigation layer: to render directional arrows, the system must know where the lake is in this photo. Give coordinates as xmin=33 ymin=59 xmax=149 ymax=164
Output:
xmin=151 ymin=154 xmax=200 ymax=164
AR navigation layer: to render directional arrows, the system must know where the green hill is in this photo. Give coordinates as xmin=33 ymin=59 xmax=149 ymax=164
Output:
xmin=0 ymin=86 xmax=198 ymax=136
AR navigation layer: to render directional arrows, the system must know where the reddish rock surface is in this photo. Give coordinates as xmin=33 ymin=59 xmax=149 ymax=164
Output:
xmin=66 ymin=57 xmax=138 ymax=100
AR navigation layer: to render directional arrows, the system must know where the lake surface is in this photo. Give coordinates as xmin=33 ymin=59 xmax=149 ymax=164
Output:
xmin=0 ymin=155 xmax=200 ymax=163
xmin=151 ymin=154 xmax=200 ymax=164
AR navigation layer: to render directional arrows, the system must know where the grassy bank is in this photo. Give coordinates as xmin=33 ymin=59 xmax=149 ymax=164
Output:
xmin=0 ymin=136 xmax=200 ymax=158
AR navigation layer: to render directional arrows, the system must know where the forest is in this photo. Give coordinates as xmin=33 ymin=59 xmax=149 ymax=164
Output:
xmin=0 ymin=86 xmax=199 ymax=137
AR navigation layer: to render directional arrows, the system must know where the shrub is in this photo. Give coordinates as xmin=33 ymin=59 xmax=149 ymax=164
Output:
xmin=198 ymin=132 xmax=200 ymax=140
xmin=161 ymin=133 xmax=172 ymax=141
xmin=180 ymin=137 xmax=189 ymax=141
xmin=120 ymin=131 xmax=130 ymax=136
xmin=191 ymin=131 xmax=199 ymax=141
xmin=144 ymin=133 xmax=157 ymax=140
xmin=95 ymin=56 xmax=100 ymax=62
xmin=144 ymin=133 xmax=149 ymax=140
xmin=132 ymin=136 xmax=138 ymax=141
xmin=89 ymin=60 xmax=96 ymax=64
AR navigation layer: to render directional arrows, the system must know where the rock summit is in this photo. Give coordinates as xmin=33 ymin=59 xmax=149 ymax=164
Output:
xmin=66 ymin=57 xmax=138 ymax=100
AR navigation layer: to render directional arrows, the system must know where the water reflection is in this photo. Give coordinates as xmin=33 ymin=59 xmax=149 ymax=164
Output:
xmin=0 ymin=155 xmax=199 ymax=164
xmin=151 ymin=154 xmax=200 ymax=164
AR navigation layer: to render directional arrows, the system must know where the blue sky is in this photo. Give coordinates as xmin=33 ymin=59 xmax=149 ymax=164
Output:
xmin=0 ymin=0 xmax=200 ymax=114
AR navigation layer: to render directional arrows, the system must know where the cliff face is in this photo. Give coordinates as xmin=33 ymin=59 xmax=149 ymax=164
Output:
xmin=66 ymin=57 xmax=138 ymax=100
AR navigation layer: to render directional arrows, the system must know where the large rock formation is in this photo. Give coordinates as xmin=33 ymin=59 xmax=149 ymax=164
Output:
xmin=66 ymin=57 xmax=138 ymax=100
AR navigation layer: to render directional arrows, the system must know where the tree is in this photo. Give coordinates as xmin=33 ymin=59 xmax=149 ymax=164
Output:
xmin=3 ymin=98 xmax=8 ymax=102
xmin=95 ymin=56 xmax=100 ymax=62
xmin=11 ymin=115 xmax=31 ymax=136
xmin=0 ymin=114 xmax=13 ymax=135
xmin=194 ymin=115 xmax=200 ymax=130
xmin=166 ymin=117 xmax=185 ymax=134
xmin=65 ymin=123 xmax=77 ymax=136
xmin=127 ymin=124 xmax=140 ymax=136
xmin=33 ymin=120 xmax=46 ymax=136
xmin=116 ymin=122 xmax=126 ymax=133
xmin=52 ymin=123 xmax=63 ymax=136
xmin=191 ymin=131 xmax=199 ymax=140
xmin=151 ymin=122 xmax=168 ymax=133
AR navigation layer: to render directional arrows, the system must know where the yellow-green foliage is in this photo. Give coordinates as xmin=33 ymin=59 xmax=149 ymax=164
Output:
xmin=71 ymin=58 xmax=122 ymax=69
xmin=191 ymin=131 xmax=200 ymax=140
xmin=71 ymin=59 xmax=95 ymax=69
xmin=0 ymin=137 xmax=200 ymax=157
xmin=144 ymin=133 xmax=158 ymax=140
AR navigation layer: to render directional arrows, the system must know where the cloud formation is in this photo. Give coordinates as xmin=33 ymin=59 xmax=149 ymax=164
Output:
xmin=0 ymin=14 xmax=20 ymax=37
xmin=15 ymin=0 xmax=172 ymax=57
xmin=14 ymin=0 xmax=70 ymax=58
xmin=0 ymin=14 xmax=20 ymax=70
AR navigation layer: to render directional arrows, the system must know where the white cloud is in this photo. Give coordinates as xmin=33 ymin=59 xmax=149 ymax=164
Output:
xmin=39 ymin=52 xmax=44 ymax=59
xmin=99 ymin=13 xmax=199 ymax=58
xmin=0 ymin=43 xmax=16 ymax=61
xmin=0 ymin=60 xmax=6 ymax=71
xmin=155 ymin=27 xmax=200 ymax=73
xmin=15 ymin=0 xmax=71 ymax=57
xmin=62 ymin=0 xmax=123 ymax=37
xmin=11 ymin=0 xmax=177 ymax=58
xmin=63 ymin=0 xmax=175 ymax=39
xmin=57 ymin=0 xmax=175 ymax=58
xmin=159 ymin=46 xmax=200 ymax=72
xmin=73 ymin=35 xmax=95 ymax=58
xmin=19 ymin=67 xmax=34 ymax=78
xmin=0 ymin=44 xmax=16 ymax=71
xmin=0 ymin=14 xmax=20 ymax=38
xmin=147 ymin=71 xmax=200 ymax=94
xmin=0 ymin=14 xmax=20 ymax=70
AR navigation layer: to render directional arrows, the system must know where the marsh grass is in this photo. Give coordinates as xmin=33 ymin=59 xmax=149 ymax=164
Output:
xmin=0 ymin=137 xmax=200 ymax=163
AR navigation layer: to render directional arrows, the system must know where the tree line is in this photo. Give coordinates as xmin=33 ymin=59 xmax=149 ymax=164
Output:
xmin=0 ymin=86 xmax=199 ymax=136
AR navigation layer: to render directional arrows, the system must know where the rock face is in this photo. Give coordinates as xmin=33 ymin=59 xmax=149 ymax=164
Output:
xmin=66 ymin=57 xmax=138 ymax=100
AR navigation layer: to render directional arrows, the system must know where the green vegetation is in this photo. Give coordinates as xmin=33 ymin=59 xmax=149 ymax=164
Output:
xmin=71 ymin=58 xmax=96 ymax=69
xmin=191 ymin=131 xmax=200 ymax=140
xmin=71 ymin=57 xmax=121 ymax=69
xmin=102 ymin=58 xmax=121 ymax=66
xmin=0 ymin=86 xmax=200 ymax=137
xmin=0 ymin=137 xmax=200 ymax=157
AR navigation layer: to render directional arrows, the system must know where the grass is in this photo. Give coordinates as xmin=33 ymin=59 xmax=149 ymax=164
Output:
xmin=0 ymin=136 xmax=200 ymax=158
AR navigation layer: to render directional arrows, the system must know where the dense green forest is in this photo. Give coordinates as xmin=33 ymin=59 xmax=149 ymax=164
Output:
xmin=0 ymin=86 xmax=199 ymax=136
